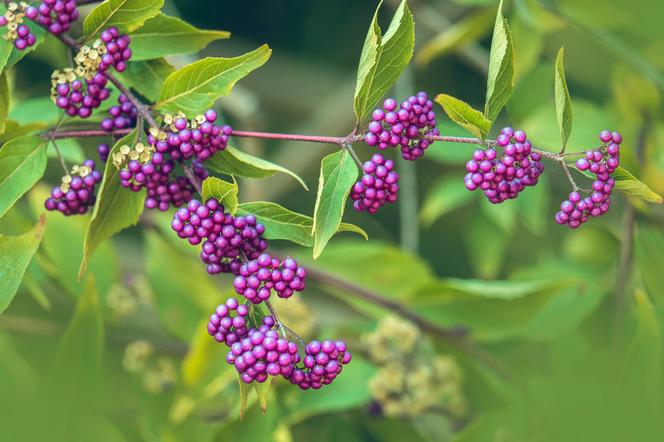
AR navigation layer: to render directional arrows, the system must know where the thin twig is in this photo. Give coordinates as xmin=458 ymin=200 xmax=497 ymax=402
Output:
xmin=558 ymin=159 xmax=580 ymax=191
xmin=50 ymin=140 xmax=70 ymax=175
xmin=181 ymin=163 xmax=202 ymax=195
xmin=264 ymin=299 xmax=288 ymax=339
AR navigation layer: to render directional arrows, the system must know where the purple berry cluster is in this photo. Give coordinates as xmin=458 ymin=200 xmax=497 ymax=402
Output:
xmin=350 ymin=153 xmax=399 ymax=213
xmin=99 ymin=26 xmax=132 ymax=73
xmin=171 ymin=198 xmax=269 ymax=274
xmin=233 ymin=253 xmax=306 ymax=304
xmin=100 ymin=94 xmax=137 ymax=131
xmin=44 ymin=159 xmax=102 ymax=216
xmin=288 ymin=340 xmax=352 ymax=390
xmin=555 ymin=130 xmax=622 ymax=228
xmin=51 ymin=69 xmax=110 ymax=118
xmin=35 ymin=0 xmax=79 ymax=35
xmin=207 ymin=298 xmax=352 ymax=388
xmin=149 ymin=110 xmax=232 ymax=162
xmin=464 ymin=128 xmax=544 ymax=203
xmin=365 ymin=92 xmax=439 ymax=161
xmin=0 ymin=2 xmax=38 ymax=50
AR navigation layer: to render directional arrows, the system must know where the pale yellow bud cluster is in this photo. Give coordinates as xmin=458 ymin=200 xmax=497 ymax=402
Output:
xmin=363 ymin=316 xmax=467 ymax=418
xmin=74 ymin=40 xmax=106 ymax=80
xmin=58 ymin=162 xmax=92 ymax=193
xmin=106 ymin=275 xmax=154 ymax=317
xmin=111 ymin=142 xmax=154 ymax=169
xmin=162 ymin=111 xmax=208 ymax=131
xmin=270 ymin=295 xmax=315 ymax=340
xmin=123 ymin=340 xmax=177 ymax=394
xmin=2 ymin=2 xmax=28 ymax=43
xmin=50 ymin=68 xmax=77 ymax=102
xmin=363 ymin=315 xmax=420 ymax=364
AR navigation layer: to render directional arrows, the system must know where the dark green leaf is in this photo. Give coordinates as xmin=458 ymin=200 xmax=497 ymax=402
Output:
xmin=236 ymin=201 xmax=367 ymax=247
xmin=0 ymin=72 xmax=9 ymax=135
xmin=129 ymin=13 xmax=230 ymax=60
xmin=353 ymin=0 xmax=414 ymax=122
xmin=416 ymin=8 xmax=494 ymax=67
xmin=613 ymin=167 xmax=663 ymax=204
xmin=484 ymin=0 xmax=514 ymax=122
xmin=434 ymin=94 xmax=491 ymax=138
xmin=207 ymin=145 xmax=308 ymax=190
xmin=79 ymin=131 xmax=146 ymax=278
xmin=0 ymin=215 xmax=45 ymax=313
xmin=554 ymin=47 xmax=573 ymax=149
xmin=312 ymin=150 xmax=359 ymax=258
xmin=119 ymin=58 xmax=175 ymax=102
xmin=419 ymin=174 xmax=476 ymax=227
xmin=83 ymin=0 xmax=164 ymax=38
xmin=0 ymin=135 xmax=47 ymax=218
xmin=201 ymin=176 xmax=238 ymax=214
xmin=155 ymin=45 xmax=271 ymax=116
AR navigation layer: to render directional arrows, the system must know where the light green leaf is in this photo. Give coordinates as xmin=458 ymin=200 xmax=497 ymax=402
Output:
xmin=236 ymin=201 xmax=367 ymax=247
xmin=118 ymin=58 xmax=175 ymax=102
xmin=201 ymin=176 xmax=238 ymax=214
xmin=0 ymin=215 xmax=45 ymax=313
xmin=635 ymin=225 xmax=664 ymax=302
xmin=238 ymin=375 xmax=251 ymax=420
xmin=484 ymin=0 xmax=514 ymax=122
xmin=206 ymin=145 xmax=308 ymax=190
xmin=0 ymin=5 xmax=46 ymax=70
xmin=554 ymin=47 xmax=573 ymax=149
xmin=416 ymin=8 xmax=494 ymax=66
xmin=353 ymin=0 xmax=414 ymax=123
xmin=435 ymin=94 xmax=491 ymax=138
xmin=79 ymin=131 xmax=146 ymax=279
xmin=0 ymin=135 xmax=47 ymax=219
xmin=312 ymin=150 xmax=358 ymax=259
xmin=419 ymin=175 xmax=476 ymax=227
xmin=155 ymin=45 xmax=271 ymax=116
xmin=83 ymin=0 xmax=164 ymax=38
xmin=613 ymin=167 xmax=663 ymax=204
xmin=129 ymin=13 xmax=229 ymax=60
xmin=9 ymin=97 xmax=60 ymax=125
xmin=0 ymin=72 xmax=9 ymax=135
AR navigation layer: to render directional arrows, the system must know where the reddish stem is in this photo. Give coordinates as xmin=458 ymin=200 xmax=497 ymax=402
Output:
xmin=46 ymin=128 xmax=132 ymax=139
xmin=230 ymin=130 xmax=355 ymax=145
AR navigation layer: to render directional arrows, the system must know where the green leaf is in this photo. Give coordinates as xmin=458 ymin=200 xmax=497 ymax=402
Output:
xmin=155 ymin=45 xmax=271 ymax=115
xmin=419 ymin=175 xmax=476 ymax=227
xmin=0 ymin=72 xmax=9 ymax=135
xmin=0 ymin=5 xmax=46 ymax=70
xmin=635 ymin=225 xmax=664 ymax=303
xmin=612 ymin=167 xmax=663 ymax=204
xmin=0 ymin=135 xmax=47 ymax=219
xmin=201 ymin=176 xmax=238 ymax=214
xmin=353 ymin=0 xmax=414 ymax=123
xmin=236 ymin=201 xmax=367 ymax=247
xmin=9 ymin=97 xmax=60 ymax=125
xmin=119 ymin=58 xmax=175 ymax=102
xmin=312 ymin=150 xmax=358 ymax=259
xmin=484 ymin=0 xmax=514 ymax=122
xmin=237 ymin=375 xmax=251 ymax=420
xmin=79 ymin=131 xmax=146 ymax=278
xmin=83 ymin=0 xmax=164 ymax=38
xmin=554 ymin=47 xmax=573 ymax=149
xmin=206 ymin=145 xmax=308 ymax=190
xmin=0 ymin=215 xmax=45 ymax=313
xmin=434 ymin=94 xmax=491 ymax=138
xmin=129 ymin=13 xmax=229 ymax=61
xmin=416 ymin=7 xmax=494 ymax=67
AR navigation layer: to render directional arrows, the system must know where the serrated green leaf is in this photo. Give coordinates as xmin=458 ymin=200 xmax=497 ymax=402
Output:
xmin=79 ymin=131 xmax=145 ymax=279
xmin=0 ymin=135 xmax=47 ymax=219
xmin=236 ymin=201 xmax=367 ymax=247
xmin=613 ymin=167 xmax=663 ymax=204
xmin=155 ymin=45 xmax=271 ymax=116
xmin=353 ymin=0 xmax=414 ymax=123
xmin=0 ymin=71 xmax=9 ymax=135
xmin=416 ymin=7 xmax=494 ymax=67
xmin=201 ymin=176 xmax=238 ymax=214
xmin=207 ymin=145 xmax=308 ymax=191
xmin=419 ymin=175 xmax=476 ymax=227
xmin=129 ymin=13 xmax=229 ymax=61
xmin=435 ymin=94 xmax=491 ymax=138
xmin=0 ymin=215 xmax=45 ymax=313
xmin=83 ymin=0 xmax=164 ymax=38
xmin=554 ymin=47 xmax=573 ymax=149
xmin=312 ymin=150 xmax=359 ymax=258
xmin=484 ymin=0 xmax=514 ymax=122
xmin=119 ymin=58 xmax=175 ymax=102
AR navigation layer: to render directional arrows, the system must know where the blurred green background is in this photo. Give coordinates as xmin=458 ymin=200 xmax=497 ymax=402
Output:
xmin=1 ymin=0 xmax=664 ymax=440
